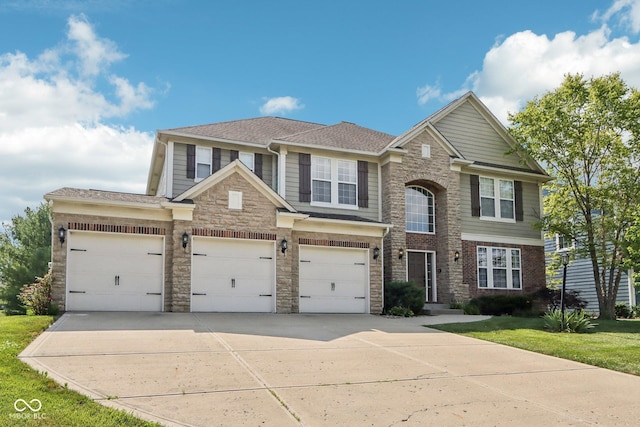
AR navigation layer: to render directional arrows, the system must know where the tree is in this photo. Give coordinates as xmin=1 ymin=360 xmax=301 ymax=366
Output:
xmin=509 ymin=73 xmax=640 ymax=320
xmin=0 ymin=202 xmax=52 ymax=314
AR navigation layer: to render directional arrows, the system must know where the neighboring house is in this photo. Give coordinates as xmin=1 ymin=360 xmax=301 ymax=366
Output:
xmin=545 ymin=235 xmax=637 ymax=313
xmin=45 ymin=92 xmax=550 ymax=314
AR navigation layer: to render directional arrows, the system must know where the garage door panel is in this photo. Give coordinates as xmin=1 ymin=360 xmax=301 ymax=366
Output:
xmin=299 ymin=246 xmax=368 ymax=313
xmin=191 ymin=238 xmax=275 ymax=312
xmin=66 ymin=232 xmax=164 ymax=312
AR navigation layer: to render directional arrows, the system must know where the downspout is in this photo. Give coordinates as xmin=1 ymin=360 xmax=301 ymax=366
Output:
xmin=266 ymin=142 xmax=284 ymax=197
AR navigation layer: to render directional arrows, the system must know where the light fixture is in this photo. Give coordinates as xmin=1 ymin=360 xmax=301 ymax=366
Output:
xmin=281 ymin=238 xmax=288 ymax=254
xmin=561 ymin=251 xmax=569 ymax=266
xmin=58 ymin=226 xmax=66 ymax=245
xmin=182 ymin=232 xmax=189 ymax=249
xmin=373 ymin=246 xmax=380 ymax=260
xmin=454 ymin=250 xmax=460 ymax=263
xmin=398 ymin=247 xmax=404 ymax=260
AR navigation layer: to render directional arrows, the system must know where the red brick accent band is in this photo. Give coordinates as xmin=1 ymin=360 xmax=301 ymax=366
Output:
xmin=67 ymin=222 xmax=166 ymax=235
xmin=298 ymin=238 xmax=370 ymax=249
xmin=192 ymin=228 xmax=276 ymax=241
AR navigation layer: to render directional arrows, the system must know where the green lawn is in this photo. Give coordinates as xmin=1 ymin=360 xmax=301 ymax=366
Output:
xmin=429 ymin=316 xmax=640 ymax=376
xmin=0 ymin=314 xmax=160 ymax=426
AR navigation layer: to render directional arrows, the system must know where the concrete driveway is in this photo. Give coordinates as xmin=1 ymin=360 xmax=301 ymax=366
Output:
xmin=19 ymin=313 xmax=640 ymax=426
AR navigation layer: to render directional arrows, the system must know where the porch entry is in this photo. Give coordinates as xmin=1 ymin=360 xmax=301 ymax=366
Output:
xmin=407 ymin=251 xmax=436 ymax=302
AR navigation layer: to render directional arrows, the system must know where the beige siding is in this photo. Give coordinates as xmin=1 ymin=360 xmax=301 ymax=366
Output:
xmin=286 ymin=151 xmax=379 ymax=221
xmin=460 ymin=173 xmax=541 ymax=240
xmin=433 ymin=101 xmax=523 ymax=169
xmin=172 ymin=143 xmax=274 ymax=198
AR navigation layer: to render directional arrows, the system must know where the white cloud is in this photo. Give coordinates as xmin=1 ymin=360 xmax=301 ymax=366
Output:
xmin=417 ymin=1 xmax=640 ymax=124
xmin=259 ymin=96 xmax=304 ymax=115
xmin=0 ymin=15 xmax=157 ymax=225
xmin=416 ymin=84 xmax=441 ymax=106
xmin=595 ymin=0 xmax=640 ymax=34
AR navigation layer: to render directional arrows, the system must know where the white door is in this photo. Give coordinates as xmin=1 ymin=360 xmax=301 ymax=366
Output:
xmin=66 ymin=232 xmax=164 ymax=311
xmin=191 ymin=238 xmax=275 ymax=312
xmin=299 ymin=246 xmax=368 ymax=313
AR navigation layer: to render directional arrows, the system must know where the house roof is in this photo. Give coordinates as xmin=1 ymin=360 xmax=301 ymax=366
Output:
xmin=273 ymin=122 xmax=395 ymax=154
xmin=161 ymin=116 xmax=325 ymax=146
xmin=45 ymin=188 xmax=167 ymax=206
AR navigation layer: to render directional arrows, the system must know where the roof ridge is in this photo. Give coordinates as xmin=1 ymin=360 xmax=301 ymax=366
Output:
xmin=165 ymin=116 xmax=324 ymax=132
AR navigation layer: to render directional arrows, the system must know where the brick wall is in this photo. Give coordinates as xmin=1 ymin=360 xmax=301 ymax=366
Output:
xmin=462 ymin=240 xmax=546 ymax=299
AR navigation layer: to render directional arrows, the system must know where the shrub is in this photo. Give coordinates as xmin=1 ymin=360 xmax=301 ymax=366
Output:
xmin=532 ymin=287 xmax=588 ymax=312
xmin=633 ymin=305 xmax=640 ymax=319
xmin=468 ymin=295 xmax=532 ymax=316
xmin=384 ymin=281 xmax=425 ymax=315
xmin=387 ymin=306 xmax=415 ymax=317
xmin=615 ymin=303 xmax=632 ymax=319
xmin=463 ymin=303 xmax=481 ymax=315
xmin=543 ymin=309 xmax=597 ymax=333
xmin=18 ymin=270 xmax=53 ymax=315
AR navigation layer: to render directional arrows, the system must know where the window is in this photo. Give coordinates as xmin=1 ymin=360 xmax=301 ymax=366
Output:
xmin=196 ymin=147 xmax=211 ymax=181
xmin=405 ymin=186 xmax=435 ymax=233
xmin=421 ymin=144 xmax=431 ymax=158
xmin=480 ymin=177 xmax=514 ymax=220
xmin=311 ymin=156 xmax=357 ymax=207
xmin=239 ymin=152 xmax=254 ymax=171
xmin=555 ymin=234 xmax=575 ymax=252
xmin=477 ymin=246 xmax=521 ymax=289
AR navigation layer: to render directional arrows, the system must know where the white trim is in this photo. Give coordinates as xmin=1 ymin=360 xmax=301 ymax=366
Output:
xmin=311 ymin=156 xmax=358 ymax=209
xmin=479 ymin=176 xmax=515 ymax=221
xmin=166 ymin=141 xmax=174 ymax=197
xmin=477 ymin=246 xmax=522 ymax=290
xmin=278 ymin=147 xmax=287 ymax=197
xmin=405 ymin=250 xmax=437 ymax=303
xmin=461 ymin=233 xmax=544 ymax=247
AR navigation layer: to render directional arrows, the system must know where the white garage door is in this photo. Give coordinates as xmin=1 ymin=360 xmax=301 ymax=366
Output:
xmin=66 ymin=232 xmax=164 ymax=311
xmin=191 ymin=238 xmax=275 ymax=312
xmin=299 ymin=246 xmax=369 ymax=313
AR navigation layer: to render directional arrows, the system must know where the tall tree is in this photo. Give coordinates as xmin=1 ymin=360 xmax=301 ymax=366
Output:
xmin=0 ymin=202 xmax=52 ymax=314
xmin=509 ymin=73 xmax=640 ymax=320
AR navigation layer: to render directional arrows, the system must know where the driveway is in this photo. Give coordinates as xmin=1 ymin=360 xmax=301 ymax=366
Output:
xmin=19 ymin=313 xmax=640 ymax=426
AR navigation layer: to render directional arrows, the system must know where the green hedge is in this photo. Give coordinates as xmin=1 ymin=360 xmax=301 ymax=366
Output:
xmin=384 ymin=281 xmax=425 ymax=315
xmin=467 ymin=295 xmax=532 ymax=316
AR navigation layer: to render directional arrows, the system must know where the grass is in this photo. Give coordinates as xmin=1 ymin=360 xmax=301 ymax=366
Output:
xmin=0 ymin=314 xmax=160 ymax=426
xmin=429 ymin=316 xmax=640 ymax=376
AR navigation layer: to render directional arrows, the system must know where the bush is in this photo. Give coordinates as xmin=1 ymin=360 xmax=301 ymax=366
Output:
xmin=384 ymin=281 xmax=425 ymax=315
xmin=468 ymin=295 xmax=532 ymax=316
xmin=633 ymin=305 xmax=640 ymax=319
xmin=615 ymin=303 xmax=632 ymax=319
xmin=532 ymin=287 xmax=588 ymax=312
xmin=387 ymin=306 xmax=415 ymax=317
xmin=18 ymin=270 xmax=53 ymax=315
xmin=543 ymin=309 xmax=596 ymax=333
xmin=463 ymin=303 xmax=481 ymax=315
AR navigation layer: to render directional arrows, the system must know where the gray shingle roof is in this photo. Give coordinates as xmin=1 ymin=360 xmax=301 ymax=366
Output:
xmin=45 ymin=188 xmax=167 ymax=205
xmin=162 ymin=117 xmax=396 ymax=153
xmin=164 ymin=117 xmax=325 ymax=146
xmin=274 ymin=122 xmax=395 ymax=153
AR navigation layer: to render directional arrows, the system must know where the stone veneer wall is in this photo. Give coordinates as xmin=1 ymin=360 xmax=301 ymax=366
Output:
xmin=461 ymin=240 xmax=546 ymax=299
xmin=383 ymin=131 xmax=466 ymax=304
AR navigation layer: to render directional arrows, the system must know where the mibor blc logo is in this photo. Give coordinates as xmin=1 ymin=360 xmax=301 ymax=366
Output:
xmin=14 ymin=399 xmax=42 ymax=412
xmin=11 ymin=398 xmax=46 ymax=420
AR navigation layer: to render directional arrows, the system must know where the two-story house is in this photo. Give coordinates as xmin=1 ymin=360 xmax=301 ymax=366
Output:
xmin=46 ymin=92 xmax=550 ymax=314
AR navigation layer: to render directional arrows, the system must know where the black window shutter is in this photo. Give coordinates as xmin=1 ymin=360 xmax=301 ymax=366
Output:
xmin=357 ymin=161 xmax=369 ymax=208
xmin=254 ymin=153 xmax=263 ymax=178
xmin=186 ymin=144 xmax=196 ymax=179
xmin=470 ymin=174 xmax=480 ymax=217
xmin=514 ymin=180 xmax=524 ymax=221
xmin=230 ymin=150 xmax=239 ymax=161
xmin=212 ymin=148 xmax=221 ymax=173
xmin=299 ymin=153 xmax=311 ymax=202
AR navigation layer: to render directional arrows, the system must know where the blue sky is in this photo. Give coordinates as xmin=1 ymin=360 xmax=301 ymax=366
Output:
xmin=1 ymin=0 xmax=640 ymax=225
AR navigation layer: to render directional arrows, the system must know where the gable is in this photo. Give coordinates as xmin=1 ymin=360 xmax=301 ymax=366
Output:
xmin=432 ymin=100 xmax=523 ymax=169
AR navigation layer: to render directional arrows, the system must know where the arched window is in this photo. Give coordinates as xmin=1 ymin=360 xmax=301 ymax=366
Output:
xmin=405 ymin=186 xmax=435 ymax=233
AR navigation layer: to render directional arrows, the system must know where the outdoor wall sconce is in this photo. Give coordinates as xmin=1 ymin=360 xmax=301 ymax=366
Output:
xmin=373 ymin=246 xmax=380 ymax=260
xmin=182 ymin=232 xmax=189 ymax=249
xmin=58 ymin=226 xmax=66 ymax=245
xmin=454 ymin=250 xmax=460 ymax=263
xmin=281 ymin=238 xmax=288 ymax=254
xmin=398 ymin=247 xmax=404 ymax=260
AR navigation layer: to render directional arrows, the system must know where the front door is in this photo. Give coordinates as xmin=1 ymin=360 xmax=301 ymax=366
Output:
xmin=407 ymin=251 xmax=436 ymax=302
